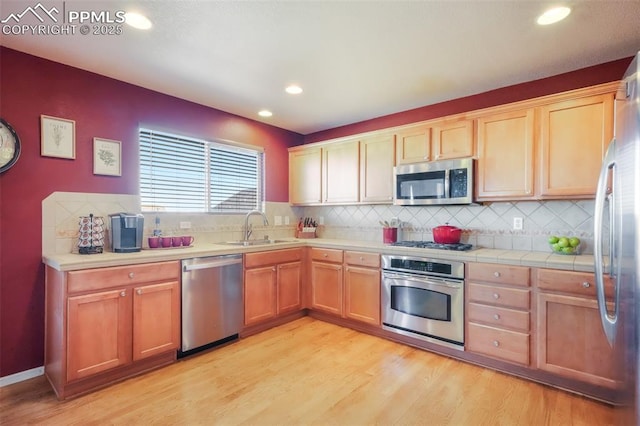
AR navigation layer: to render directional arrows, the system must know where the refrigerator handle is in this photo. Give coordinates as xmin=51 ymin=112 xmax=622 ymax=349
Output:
xmin=594 ymin=138 xmax=618 ymax=346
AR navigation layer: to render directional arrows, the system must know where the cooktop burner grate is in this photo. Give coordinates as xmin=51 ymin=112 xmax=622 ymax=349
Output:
xmin=390 ymin=241 xmax=474 ymax=251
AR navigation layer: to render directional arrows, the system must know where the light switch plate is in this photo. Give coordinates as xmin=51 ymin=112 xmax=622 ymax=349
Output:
xmin=513 ymin=217 xmax=523 ymax=230
xmin=274 ymin=215 xmax=282 ymax=226
xmin=179 ymin=221 xmax=191 ymax=229
xmin=284 ymin=216 xmax=290 ymax=225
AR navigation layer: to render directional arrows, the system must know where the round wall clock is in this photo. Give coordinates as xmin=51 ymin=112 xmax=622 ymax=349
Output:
xmin=0 ymin=118 xmax=21 ymax=173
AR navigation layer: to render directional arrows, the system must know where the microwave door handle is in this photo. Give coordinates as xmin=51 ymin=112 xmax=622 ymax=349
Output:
xmin=444 ymin=169 xmax=450 ymax=198
xmin=594 ymin=138 xmax=617 ymax=346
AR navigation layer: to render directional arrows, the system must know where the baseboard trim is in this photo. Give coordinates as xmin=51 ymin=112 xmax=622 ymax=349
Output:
xmin=0 ymin=366 xmax=44 ymax=387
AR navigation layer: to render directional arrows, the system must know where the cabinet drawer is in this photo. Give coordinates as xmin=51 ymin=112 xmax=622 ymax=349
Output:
xmin=344 ymin=251 xmax=380 ymax=268
xmin=310 ymin=248 xmax=343 ymax=263
xmin=468 ymin=283 xmax=530 ymax=310
xmin=467 ymin=302 xmax=529 ymax=332
xmin=536 ymin=268 xmax=614 ymax=298
xmin=68 ymin=261 xmax=180 ymax=294
xmin=468 ymin=263 xmax=530 ymax=287
xmin=467 ymin=322 xmax=530 ymax=365
xmin=245 ymin=248 xmax=302 ymax=269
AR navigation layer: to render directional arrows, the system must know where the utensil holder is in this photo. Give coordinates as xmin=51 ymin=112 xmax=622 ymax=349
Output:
xmin=296 ymin=227 xmax=317 ymax=239
xmin=383 ymin=227 xmax=398 ymax=244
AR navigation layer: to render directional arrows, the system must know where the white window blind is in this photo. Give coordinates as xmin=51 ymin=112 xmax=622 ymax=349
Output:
xmin=139 ymin=129 xmax=264 ymax=213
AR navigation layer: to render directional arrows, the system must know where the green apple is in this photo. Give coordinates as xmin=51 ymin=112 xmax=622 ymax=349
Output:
xmin=562 ymin=246 xmax=575 ymax=254
xmin=557 ymin=237 xmax=569 ymax=248
xmin=551 ymin=243 xmax=562 ymax=252
xmin=569 ymin=237 xmax=581 ymax=247
xmin=548 ymin=236 xmax=559 ymax=244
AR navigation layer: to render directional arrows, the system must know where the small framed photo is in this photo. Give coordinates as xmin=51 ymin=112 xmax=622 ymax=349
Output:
xmin=93 ymin=138 xmax=122 ymax=176
xmin=41 ymin=115 xmax=76 ymax=159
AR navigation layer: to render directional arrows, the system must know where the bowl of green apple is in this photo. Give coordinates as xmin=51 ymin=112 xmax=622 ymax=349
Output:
xmin=548 ymin=235 xmax=581 ymax=255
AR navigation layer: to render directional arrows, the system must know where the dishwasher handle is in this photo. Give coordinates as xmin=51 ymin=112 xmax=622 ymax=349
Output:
xmin=182 ymin=256 xmax=242 ymax=272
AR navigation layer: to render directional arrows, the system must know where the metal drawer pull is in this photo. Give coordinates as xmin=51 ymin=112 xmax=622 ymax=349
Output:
xmin=582 ymin=282 xmax=591 ymax=288
xmin=494 ymin=272 xmax=501 ymax=278
xmin=493 ymin=340 xmax=500 ymax=347
xmin=494 ymin=314 xmax=501 ymax=320
xmin=493 ymin=293 xmax=500 ymax=299
xmin=120 ymin=291 xmax=126 ymax=297
xmin=128 ymin=272 xmax=135 ymax=279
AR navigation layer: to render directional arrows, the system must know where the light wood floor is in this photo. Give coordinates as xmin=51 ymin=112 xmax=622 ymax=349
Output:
xmin=1 ymin=317 xmax=614 ymax=425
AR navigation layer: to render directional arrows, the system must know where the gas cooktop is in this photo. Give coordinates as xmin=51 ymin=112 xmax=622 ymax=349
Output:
xmin=389 ymin=241 xmax=474 ymax=251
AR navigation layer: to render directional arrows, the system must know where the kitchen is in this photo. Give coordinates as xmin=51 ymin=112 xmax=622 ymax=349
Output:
xmin=1 ymin=1 xmax=640 ymax=424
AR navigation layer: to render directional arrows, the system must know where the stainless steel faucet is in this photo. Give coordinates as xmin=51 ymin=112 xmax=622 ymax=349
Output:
xmin=243 ymin=210 xmax=269 ymax=241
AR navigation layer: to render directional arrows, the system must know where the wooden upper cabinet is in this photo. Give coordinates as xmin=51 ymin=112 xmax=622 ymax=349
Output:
xmin=432 ymin=119 xmax=474 ymax=160
xmin=323 ymin=139 xmax=360 ymax=204
xmin=539 ymin=93 xmax=614 ymax=197
xmin=289 ymin=147 xmax=322 ymax=205
xmin=359 ymin=133 xmax=395 ymax=203
xmin=395 ymin=124 xmax=431 ymax=164
xmin=476 ymin=108 xmax=535 ymax=200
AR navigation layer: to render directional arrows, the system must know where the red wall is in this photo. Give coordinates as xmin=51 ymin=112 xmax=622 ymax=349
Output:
xmin=304 ymin=57 xmax=633 ymax=143
xmin=0 ymin=47 xmax=303 ymax=377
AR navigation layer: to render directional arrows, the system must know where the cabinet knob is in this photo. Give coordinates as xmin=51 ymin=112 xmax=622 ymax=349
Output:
xmin=493 ymin=293 xmax=500 ymax=299
xmin=494 ymin=314 xmax=501 ymax=320
xmin=582 ymin=282 xmax=591 ymax=288
xmin=272 ymin=267 xmax=276 ymax=272
xmin=494 ymin=271 xmax=501 ymax=278
xmin=493 ymin=340 xmax=500 ymax=347
xmin=359 ymin=256 xmax=364 ymax=261
xmin=128 ymin=272 xmax=135 ymax=279
xmin=323 ymin=253 xmax=328 ymax=257
xmin=120 ymin=291 xmax=126 ymax=297
xmin=136 ymin=289 xmax=142 ymax=295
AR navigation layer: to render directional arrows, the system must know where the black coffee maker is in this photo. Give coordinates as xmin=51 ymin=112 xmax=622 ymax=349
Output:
xmin=109 ymin=213 xmax=144 ymax=253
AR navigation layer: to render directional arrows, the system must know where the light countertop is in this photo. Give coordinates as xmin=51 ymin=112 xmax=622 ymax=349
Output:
xmin=43 ymin=238 xmax=600 ymax=273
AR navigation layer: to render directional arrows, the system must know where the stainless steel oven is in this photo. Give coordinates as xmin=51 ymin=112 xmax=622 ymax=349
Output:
xmin=382 ymin=254 xmax=464 ymax=350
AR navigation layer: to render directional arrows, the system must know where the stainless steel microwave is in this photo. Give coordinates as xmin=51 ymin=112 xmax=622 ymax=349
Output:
xmin=393 ymin=158 xmax=474 ymax=206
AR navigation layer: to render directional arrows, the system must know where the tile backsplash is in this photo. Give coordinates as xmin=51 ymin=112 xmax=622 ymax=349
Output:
xmin=300 ymin=200 xmax=603 ymax=254
xmin=43 ymin=192 xmax=603 ymax=255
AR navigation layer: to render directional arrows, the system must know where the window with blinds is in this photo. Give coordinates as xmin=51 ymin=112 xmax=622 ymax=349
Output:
xmin=139 ymin=129 xmax=265 ymax=213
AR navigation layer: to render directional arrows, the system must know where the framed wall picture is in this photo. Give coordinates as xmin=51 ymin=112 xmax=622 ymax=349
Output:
xmin=40 ymin=115 xmax=76 ymax=159
xmin=93 ymin=137 xmax=122 ymax=176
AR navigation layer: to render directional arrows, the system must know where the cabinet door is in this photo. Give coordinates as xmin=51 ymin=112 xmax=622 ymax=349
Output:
xmin=359 ymin=134 xmax=395 ymax=203
xmin=395 ymin=125 xmax=431 ymax=164
xmin=289 ymin=148 xmax=322 ymax=205
xmin=244 ymin=266 xmax=277 ymax=325
xmin=67 ymin=289 xmax=131 ymax=381
xmin=476 ymin=109 xmax=535 ymax=200
xmin=344 ymin=266 xmax=380 ymax=325
xmin=310 ymin=261 xmax=343 ymax=315
xmin=323 ymin=140 xmax=360 ymax=203
xmin=277 ymin=261 xmax=302 ymax=315
xmin=132 ymin=281 xmax=180 ymax=361
xmin=539 ymin=93 xmax=614 ymax=197
xmin=432 ymin=119 xmax=474 ymax=160
xmin=536 ymin=292 xmax=616 ymax=388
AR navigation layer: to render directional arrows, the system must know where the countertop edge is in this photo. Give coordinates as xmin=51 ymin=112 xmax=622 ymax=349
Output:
xmin=42 ymin=238 xmax=600 ymax=272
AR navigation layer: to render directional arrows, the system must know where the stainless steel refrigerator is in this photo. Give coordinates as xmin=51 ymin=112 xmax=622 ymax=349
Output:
xmin=594 ymin=51 xmax=639 ymax=424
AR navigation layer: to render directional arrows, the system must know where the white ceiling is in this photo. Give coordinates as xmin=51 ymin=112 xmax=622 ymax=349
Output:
xmin=1 ymin=1 xmax=639 ymax=135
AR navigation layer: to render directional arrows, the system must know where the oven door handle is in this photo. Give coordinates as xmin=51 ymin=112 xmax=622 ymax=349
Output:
xmin=383 ymin=272 xmax=462 ymax=288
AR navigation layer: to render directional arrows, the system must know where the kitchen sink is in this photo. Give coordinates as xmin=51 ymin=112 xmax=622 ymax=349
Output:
xmin=216 ymin=239 xmax=290 ymax=246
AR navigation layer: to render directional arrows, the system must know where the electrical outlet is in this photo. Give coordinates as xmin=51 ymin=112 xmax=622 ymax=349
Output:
xmin=513 ymin=217 xmax=523 ymax=230
xmin=179 ymin=221 xmax=191 ymax=229
xmin=284 ymin=216 xmax=290 ymax=225
xmin=274 ymin=215 xmax=282 ymax=226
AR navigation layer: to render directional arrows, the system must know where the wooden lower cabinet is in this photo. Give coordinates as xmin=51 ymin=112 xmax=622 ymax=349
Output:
xmin=535 ymin=269 xmax=616 ymax=388
xmin=310 ymin=249 xmax=381 ymax=326
xmin=244 ymin=248 xmax=303 ymax=326
xmin=466 ymin=263 xmax=531 ymax=366
xmin=45 ymin=261 xmax=180 ymax=400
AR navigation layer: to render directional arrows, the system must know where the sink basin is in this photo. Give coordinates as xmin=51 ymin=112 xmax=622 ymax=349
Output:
xmin=217 ymin=239 xmax=290 ymax=246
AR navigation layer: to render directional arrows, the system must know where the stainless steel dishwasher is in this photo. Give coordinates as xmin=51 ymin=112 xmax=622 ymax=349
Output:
xmin=180 ymin=254 xmax=243 ymax=356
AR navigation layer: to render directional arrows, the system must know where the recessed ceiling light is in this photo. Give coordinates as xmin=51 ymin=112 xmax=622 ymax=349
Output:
xmin=258 ymin=110 xmax=273 ymax=117
xmin=285 ymin=85 xmax=303 ymax=95
xmin=125 ymin=12 xmax=152 ymax=30
xmin=537 ymin=6 xmax=571 ymax=25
